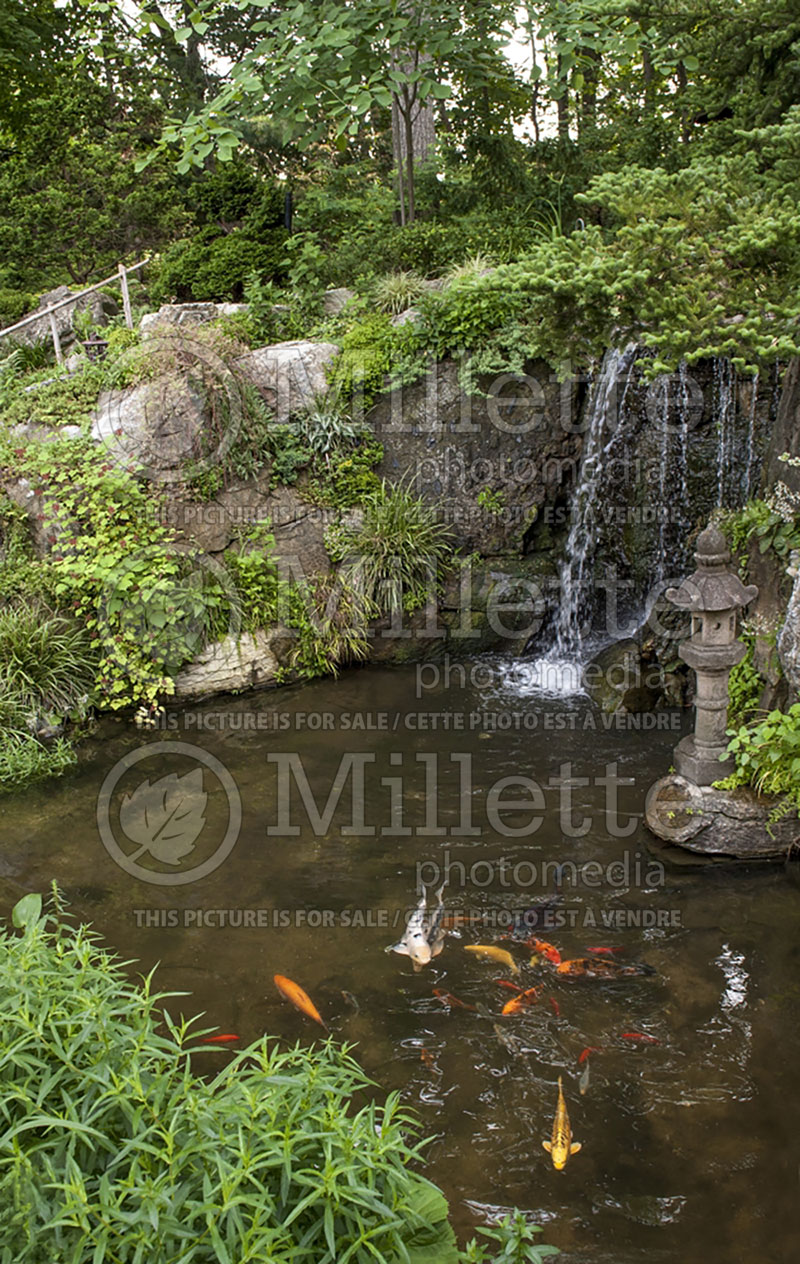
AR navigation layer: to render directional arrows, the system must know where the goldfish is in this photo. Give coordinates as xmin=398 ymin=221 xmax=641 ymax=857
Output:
xmin=501 ymin=986 xmax=542 ymax=1015
xmin=578 ymin=1046 xmax=602 ymax=1064
xmin=556 ymin=957 xmax=655 ymax=979
xmin=526 ymin=937 xmax=562 ymax=965
xmin=273 ymin=975 xmax=328 ymax=1031
xmin=464 ymin=944 xmax=520 ymax=974
xmin=542 ymin=1076 xmax=582 ymax=1171
xmin=387 ymin=885 xmax=447 ymax=971
xmin=433 ymin=988 xmax=476 ymax=1011
xmin=620 ymin=1031 xmax=660 ymax=1044
xmin=204 ymin=1034 xmax=239 ymax=1044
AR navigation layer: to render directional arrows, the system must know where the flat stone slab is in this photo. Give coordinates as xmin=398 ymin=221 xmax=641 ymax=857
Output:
xmin=174 ymin=629 xmax=282 ymax=700
xmin=645 ymin=774 xmax=799 ymax=860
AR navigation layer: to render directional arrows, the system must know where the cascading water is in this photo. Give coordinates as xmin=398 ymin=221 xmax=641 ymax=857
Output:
xmin=714 ymin=357 xmax=736 ymax=506
xmin=527 ymin=346 xmax=638 ymax=693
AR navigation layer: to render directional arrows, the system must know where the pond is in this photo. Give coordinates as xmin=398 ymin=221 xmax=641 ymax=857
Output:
xmin=1 ymin=657 xmax=797 ymax=1263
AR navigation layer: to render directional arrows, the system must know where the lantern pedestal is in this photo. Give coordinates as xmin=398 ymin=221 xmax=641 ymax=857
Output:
xmin=665 ymin=526 xmax=757 ymax=788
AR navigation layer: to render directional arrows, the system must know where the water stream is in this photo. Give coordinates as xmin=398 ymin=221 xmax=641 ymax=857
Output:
xmin=1 ymin=662 xmax=798 ymax=1263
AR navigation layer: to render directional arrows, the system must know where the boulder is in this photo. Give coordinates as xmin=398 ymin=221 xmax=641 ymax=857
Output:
xmin=236 ymin=340 xmax=339 ymax=423
xmin=140 ymin=302 xmax=248 ymax=338
xmin=91 ymin=373 xmax=208 ymax=479
xmin=323 ymin=288 xmax=356 ymax=316
xmin=777 ymin=556 xmax=800 ymax=698
xmin=174 ymin=629 xmax=283 ymax=699
xmin=583 ymin=638 xmax=663 ymax=713
xmin=13 ymin=286 xmax=118 ymax=350
xmin=645 ymin=774 xmax=799 ymax=859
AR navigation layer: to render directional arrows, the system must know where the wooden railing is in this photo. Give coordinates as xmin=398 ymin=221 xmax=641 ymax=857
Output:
xmin=0 ymin=259 xmax=150 ymax=364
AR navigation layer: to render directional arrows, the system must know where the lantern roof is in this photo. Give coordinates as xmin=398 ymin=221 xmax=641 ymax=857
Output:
xmin=666 ymin=525 xmax=758 ymax=613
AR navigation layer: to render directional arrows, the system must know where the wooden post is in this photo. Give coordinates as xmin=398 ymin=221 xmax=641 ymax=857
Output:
xmin=119 ymin=264 xmax=133 ymax=329
xmin=48 ymin=310 xmax=63 ymax=364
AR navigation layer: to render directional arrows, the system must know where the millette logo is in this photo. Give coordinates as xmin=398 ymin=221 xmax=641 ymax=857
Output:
xmin=96 ymin=741 xmax=242 ymax=885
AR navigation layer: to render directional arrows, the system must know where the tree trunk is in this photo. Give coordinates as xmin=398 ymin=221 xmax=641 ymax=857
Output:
xmin=556 ymin=54 xmax=569 ymax=140
xmin=579 ymin=46 xmax=600 ymax=136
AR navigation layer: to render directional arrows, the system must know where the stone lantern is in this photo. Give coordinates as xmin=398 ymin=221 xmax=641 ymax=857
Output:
xmin=666 ymin=524 xmax=758 ymax=785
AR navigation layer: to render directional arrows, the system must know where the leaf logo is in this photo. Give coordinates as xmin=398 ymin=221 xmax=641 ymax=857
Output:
xmin=119 ymin=768 xmax=207 ymax=866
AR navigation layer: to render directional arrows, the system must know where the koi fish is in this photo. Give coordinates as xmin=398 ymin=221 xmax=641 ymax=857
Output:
xmin=579 ymin=1062 xmax=591 ymax=1096
xmin=273 ymin=974 xmax=328 ymax=1031
xmin=549 ymin=996 xmax=561 ymax=1018
xmin=464 ymin=945 xmax=520 ymax=974
xmin=542 ymin=1075 xmax=582 ymax=1171
xmin=578 ymin=1046 xmax=602 ymax=1064
xmin=420 ymin=1048 xmax=435 ymax=1067
xmin=527 ymin=937 xmax=562 ymax=965
xmin=501 ymin=986 xmax=542 ymax=1015
xmin=341 ymin=990 xmax=359 ymax=1011
xmin=587 ymin=946 xmax=624 ymax=955
xmin=494 ymin=979 xmax=523 ymax=993
xmin=529 ymin=955 xmax=540 ymax=967
xmin=556 ymin=957 xmax=655 ymax=979
xmin=204 ymin=1033 xmax=239 ymax=1044
xmin=433 ymin=988 xmax=476 ymax=1012
xmin=387 ymin=885 xmax=447 ymax=971
xmin=620 ymin=1031 xmax=660 ymax=1044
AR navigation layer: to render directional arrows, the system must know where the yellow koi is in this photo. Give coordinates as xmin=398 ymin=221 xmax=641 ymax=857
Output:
xmin=464 ymin=944 xmax=520 ymax=975
xmin=542 ymin=1075 xmax=582 ymax=1171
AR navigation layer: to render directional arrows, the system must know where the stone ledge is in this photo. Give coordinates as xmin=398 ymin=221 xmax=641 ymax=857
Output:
xmin=645 ymin=774 xmax=799 ymax=860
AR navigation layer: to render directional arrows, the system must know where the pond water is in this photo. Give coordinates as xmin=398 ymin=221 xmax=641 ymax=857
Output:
xmin=1 ymin=657 xmax=798 ymax=1263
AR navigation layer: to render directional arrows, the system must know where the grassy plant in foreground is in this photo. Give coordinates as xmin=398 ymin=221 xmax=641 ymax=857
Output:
xmin=0 ymin=889 xmax=464 ymax=1262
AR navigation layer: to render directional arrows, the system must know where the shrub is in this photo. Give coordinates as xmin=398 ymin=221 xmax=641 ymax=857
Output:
xmin=718 ymin=702 xmax=800 ymax=820
xmin=151 ymin=229 xmax=287 ymax=303
xmin=0 ymin=889 xmax=464 ymax=1263
xmin=325 ymin=480 xmax=455 ymax=614
xmin=0 ymin=287 xmax=35 ymax=327
xmin=326 ymin=313 xmax=398 ymax=411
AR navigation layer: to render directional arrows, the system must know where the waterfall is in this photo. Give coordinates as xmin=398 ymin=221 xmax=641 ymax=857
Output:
xmin=554 ymin=345 xmax=638 ymax=658
xmin=714 ymin=357 xmax=736 ymax=506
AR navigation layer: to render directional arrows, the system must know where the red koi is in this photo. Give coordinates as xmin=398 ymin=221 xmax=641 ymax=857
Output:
xmin=204 ymin=1034 xmax=240 ymax=1044
xmin=433 ymin=988 xmax=476 ymax=1012
xmin=494 ymin=979 xmax=523 ymax=993
xmin=587 ymin=946 xmax=624 ymax=955
xmin=526 ymin=937 xmax=562 ymax=965
xmin=620 ymin=1031 xmax=660 ymax=1044
xmin=578 ymin=1045 xmax=602 ymax=1064
xmin=549 ymin=996 xmax=561 ymax=1017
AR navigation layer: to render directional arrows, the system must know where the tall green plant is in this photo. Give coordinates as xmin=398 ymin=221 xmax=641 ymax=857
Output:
xmin=0 ymin=889 xmax=462 ymax=1262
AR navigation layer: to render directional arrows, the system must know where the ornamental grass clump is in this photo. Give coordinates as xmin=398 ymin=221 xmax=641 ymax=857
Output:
xmin=325 ymin=480 xmax=455 ymax=615
xmin=0 ymin=888 xmax=464 ymax=1263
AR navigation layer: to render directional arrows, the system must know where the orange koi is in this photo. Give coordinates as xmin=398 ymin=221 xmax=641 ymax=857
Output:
xmin=587 ymin=946 xmax=624 ymax=955
xmin=420 ymin=1047 xmax=435 ymax=1067
xmin=526 ymin=937 xmax=562 ymax=965
xmin=620 ymin=1031 xmax=660 ymax=1044
xmin=204 ymin=1034 xmax=240 ymax=1044
xmin=494 ymin=979 xmax=523 ymax=993
xmin=273 ymin=974 xmax=328 ymax=1031
xmin=501 ymin=986 xmax=542 ymax=1016
xmin=433 ymin=988 xmax=476 ymax=1012
xmin=578 ymin=1046 xmax=602 ymax=1064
